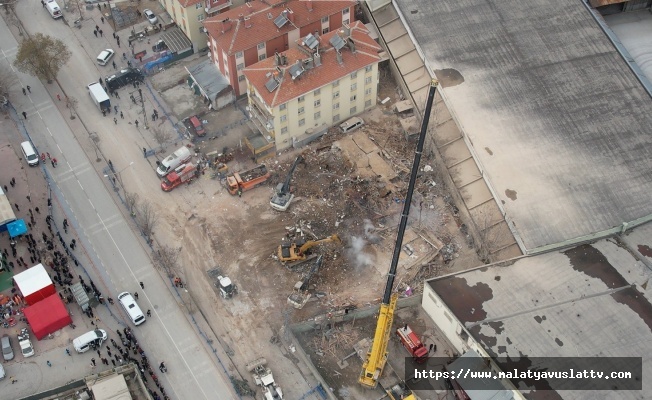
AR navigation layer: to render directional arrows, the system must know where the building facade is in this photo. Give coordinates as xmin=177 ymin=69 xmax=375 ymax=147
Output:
xmin=203 ymin=0 xmax=357 ymax=96
xmin=243 ymin=21 xmax=381 ymax=153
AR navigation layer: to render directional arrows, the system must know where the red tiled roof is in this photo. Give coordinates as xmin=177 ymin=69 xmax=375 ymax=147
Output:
xmin=244 ymin=21 xmax=381 ymax=107
xmin=203 ymin=0 xmax=356 ymax=56
xmin=179 ymin=0 xmax=203 ymax=8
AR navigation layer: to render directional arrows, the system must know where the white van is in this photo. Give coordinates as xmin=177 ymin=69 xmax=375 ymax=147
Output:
xmin=20 ymin=141 xmax=39 ymax=166
xmin=73 ymin=329 xmax=107 ymax=353
xmin=156 ymin=146 xmax=192 ymax=177
xmin=45 ymin=0 xmax=62 ymax=18
xmin=339 ymin=117 xmax=364 ymax=133
xmin=118 ymin=292 xmax=146 ymax=325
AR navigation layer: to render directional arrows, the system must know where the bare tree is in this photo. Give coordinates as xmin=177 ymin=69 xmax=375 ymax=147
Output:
xmin=136 ymin=200 xmax=158 ymax=241
xmin=150 ymin=124 xmax=173 ymax=146
xmin=65 ymin=96 xmax=78 ymax=119
xmin=153 ymin=245 xmax=180 ymax=279
xmin=2 ymin=2 xmax=24 ymax=37
xmin=0 ymin=66 xmax=16 ymax=103
xmin=14 ymin=33 xmax=71 ymax=83
xmin=124 ymin=191 xmax=139 ymax=216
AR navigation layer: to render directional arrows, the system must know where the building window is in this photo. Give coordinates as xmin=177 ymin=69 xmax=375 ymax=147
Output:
xmin=280 ymin=114 xmax=287 ymax=122
xmin=333 ymin=91 xmax=339 ymax=99
xmin=350 ymin=94 xmax=357 ymax=101
xmin=238 ymin=74 xmax=246 ymax=82
xmin=298 ymin=96 xmax=305 ymax=103
xmin=351 ymin=83 xmax=357 ymax=91
xmin=322 ymin=28 xmax=329 ymax=35
xmin=237 ymin=63 xmax=244 ymax=70
xmin=314 ymin=111 xmax=321 ymax=120
xmin=343 ymin=7 xmax=350 ymax=15
xmin=321 ymin=16 xmax=329 ymax=23
xmin=365 ymin=65 xmax=373 ymax=73
xmin=343 ymin=19 xmax=349 ymax=25
xmin=365 ymin=100 xmax=372 ymax=107
xmin=258 ymin=54 xmax=266 ymax=61
xmin=196 ymin=2 xmax=202 ymax=8
xmin=333 ymin=103 xmax=339 ymax=110
xmin=365 ymin=87 xmax=372 ymax=96
xmin=298 ymin=107 xmax=305 ymax=115
xmin=235 ymin=51 xmax=243 ymax=59
xmin=257 ymin=42 xmax=265 ymax=50
xmin=350 ymin=106 xmax=357 ymax=114
xmin=351 ymin=71 xmax=357 ymax=79
xmin=314 ymin=99 xmax=321 ymax=107
xmin=197 ymin=13 xmax=205 ymax=22
xmin=333 ymin=114 xmax=339 ymax=122
xmin=333 ymin=80 xmax=339 ymax=87
xmin=365 ymin=76 xmax=372 ymax=85
xmin=281 ymin=127 xmax=288 ymax=134
xmin=280 ymin=103 xmax=287 ymax=110
xmin=299 ymin=118 xmax=305 ymax=126
xmin=314 ymin=88 xmax=321 ymax=95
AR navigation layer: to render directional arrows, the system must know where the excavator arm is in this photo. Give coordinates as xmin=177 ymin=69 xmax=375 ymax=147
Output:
xmin=297 ymin=234 xmax=341 ymax=255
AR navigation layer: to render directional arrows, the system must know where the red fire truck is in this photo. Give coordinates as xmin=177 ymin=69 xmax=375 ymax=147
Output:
xmin=396 ymin=324 xmax=429 ymax=363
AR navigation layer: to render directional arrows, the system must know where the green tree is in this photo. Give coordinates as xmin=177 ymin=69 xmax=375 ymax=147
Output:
xmin=14 ymin=33 xmax=71 ymax=83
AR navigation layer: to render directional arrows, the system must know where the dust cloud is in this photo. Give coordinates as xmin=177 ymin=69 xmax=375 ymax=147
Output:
xmin=346 ymin=219 xmax=378 ymax=269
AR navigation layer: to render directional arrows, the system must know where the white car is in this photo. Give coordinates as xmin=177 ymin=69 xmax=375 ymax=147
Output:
xmin=19 ymin=337 xmax=34 ymax=358
xmin=96 ymin=49 xmax=115 ymax=66
xmin=143 ymin=9 xmax=157 ymax=25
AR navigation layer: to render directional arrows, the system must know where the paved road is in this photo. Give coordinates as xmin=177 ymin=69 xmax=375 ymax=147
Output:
xmin=0 ymin=8 xmax=235 ymax=400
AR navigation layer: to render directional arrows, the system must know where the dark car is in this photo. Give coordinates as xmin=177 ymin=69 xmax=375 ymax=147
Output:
xmin=106 ymin=67 xmax=144 ymax=91
xmin=152 ymin=40 xmax=168 ymax=53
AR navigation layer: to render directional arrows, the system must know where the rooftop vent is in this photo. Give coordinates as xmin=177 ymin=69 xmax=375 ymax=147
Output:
xmin=313 ymin=53 xmax=321 ymax=67
xmin=336 ymin=50 xmax=343 ymax=65
xmin=267 ymin=12 xmax=273 ymax=19
xmin=244 ymin=16 xmax=252 ymax=28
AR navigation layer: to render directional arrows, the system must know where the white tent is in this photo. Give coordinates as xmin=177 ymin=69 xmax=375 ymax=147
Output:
xmin=14 ymin=264 xmax=54 ymax=305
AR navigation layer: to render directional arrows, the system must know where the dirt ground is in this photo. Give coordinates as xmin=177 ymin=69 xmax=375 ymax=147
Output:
xmin=137 ymin=63 xmax=483 ymax=399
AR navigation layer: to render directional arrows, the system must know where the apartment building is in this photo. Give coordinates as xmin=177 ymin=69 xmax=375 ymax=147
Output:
xmin=203 ymin=0 xmax=357 ymax=96
xmin=243 ymin=21 xmax=381 ymax=155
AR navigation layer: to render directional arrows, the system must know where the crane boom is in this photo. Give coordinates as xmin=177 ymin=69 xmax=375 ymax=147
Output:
xmin=359 ymin=79 xmax=438 ymax=389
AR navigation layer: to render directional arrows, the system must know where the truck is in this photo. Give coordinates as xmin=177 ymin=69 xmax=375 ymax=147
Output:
xmin=161 ymin=163 xmax=199 ymax=192
xmin=396 ymin=324 xmax=428 ymax=364
xmin=88 ymin=82 xmax=111 ymax=114
xmin=246 ymin=358 xmax=283 ymax=400
xmin=106 ymin=67 xmax=144 ymax=92
xmin=226 ymin=165 xmax=270 ymax=195
xmin=156 ymin=146 xmax=192 ymax=177
xmin=45 ymin=0 xmax=62 ymax=18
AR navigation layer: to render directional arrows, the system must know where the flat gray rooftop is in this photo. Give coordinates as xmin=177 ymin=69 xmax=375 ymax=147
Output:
xmin=428 ymin=234 xmax=652 ymax=397
xmin=396 ymin=0 xmax=652 ymax=251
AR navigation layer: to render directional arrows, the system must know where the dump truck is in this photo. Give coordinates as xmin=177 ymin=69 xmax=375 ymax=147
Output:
xmin=226 ymin=165 xmax=270 ymax=195
xmin=161 ymin=163 xmax=199 ymax=192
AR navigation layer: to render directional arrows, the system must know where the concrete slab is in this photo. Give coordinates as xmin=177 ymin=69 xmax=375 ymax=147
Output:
xmin=396 ymin=0 xmax=652 ymax=251
xmin=367 ymin=152 xmax=398 ymax=181
xmin=382 ymin=19 xmax=409 ymax=43
xmin=604 ymin=10 xmax=652 ymax=84
xmin=394 ymin=50 xmax=423 ymax=75
xmin=386 ymin=34 xmax=416 ymax=58
xmin=351 ymin=131 xmax=378 ymax=154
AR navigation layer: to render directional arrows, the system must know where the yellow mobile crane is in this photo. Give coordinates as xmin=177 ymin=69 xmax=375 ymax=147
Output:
xmin=359 ymin=80 xmax=438 ymax=396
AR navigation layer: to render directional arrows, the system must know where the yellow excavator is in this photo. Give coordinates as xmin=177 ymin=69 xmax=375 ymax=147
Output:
xmin=359 ymin=80 xmax=438 ymax=399
xmin=277 ymin=234 xmax=342 ymax=263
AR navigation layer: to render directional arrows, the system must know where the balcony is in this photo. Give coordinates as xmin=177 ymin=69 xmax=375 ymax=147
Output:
xmin=205 ymin=0 xmax=232 ymax=16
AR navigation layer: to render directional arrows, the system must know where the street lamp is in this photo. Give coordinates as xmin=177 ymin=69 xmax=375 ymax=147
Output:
xmin=104 ymin=161 xmax=134 ymax=189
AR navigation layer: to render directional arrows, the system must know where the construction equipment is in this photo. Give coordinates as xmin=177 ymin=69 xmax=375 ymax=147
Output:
xmin=226 ymin=165 xmax=270 ymax=195
xmin=161 ymin=163 xmax=199 ymax=192
xmin=270 ymin=155 xmax=304 ymax=211
xmin=358 ymin=80 xmax=438 ymax=394
xmin=207 ymin=267 xmax=237 ymax=298
xmin=246 ymin=358 xmax=283 ymax=400
xmin=396 ymin=324 xmax=428 ymax=364
xmin=277 ymin=234 xmax=341 ymax=264
xmin=287 ymin=255 xmax=322 ymax=309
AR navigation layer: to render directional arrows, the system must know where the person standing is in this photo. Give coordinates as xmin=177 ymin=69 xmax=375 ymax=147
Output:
xmin=93 ymin=30 xmax=98 ymax=37
xmin=134 ymin=120 xmax=139 ymax=128
xmin=22 ymin=111 xmax=27 ymax=119
xmin=146 ymin=309 xmax=151 ymax=317
xmin=91 ymin=358 xmax=96 ymax=366
xmin=101 ymin=16 xmax=105 ymax=23
xmin=120 ymin=111 xmax=124 ymax=119
xmin=26 ymin=85 xmax=31 ymax=93
xmin=134 ymin=292 xmax=138 ymax=300
xmin=22 ymin=88 xmax=26 ymax=95
xmin=139 ymin=282 xmax=144 ymax=289
xmin=114 ymin=117 xmax=117 ymax=125
xmin=47 ymin=360 xmax=52 ymax=367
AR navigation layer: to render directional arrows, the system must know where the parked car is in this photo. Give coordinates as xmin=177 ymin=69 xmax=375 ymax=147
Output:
xmin=96 ymin=49 xmax=115 ymax=66
xmin=1 ymin=335 xmax=13 ymax=361
xmin=184 ymin=115 xmax=206 ymax=137
xmin=143 ymin=9 xmax=157 ymax=24
xmin=152 ymin=40 xmax=168 ymax=53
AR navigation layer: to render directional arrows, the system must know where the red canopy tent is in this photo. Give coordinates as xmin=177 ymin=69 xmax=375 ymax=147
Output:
xmin=14 ymin=264 xmax=55 ymax=305
xmin=23 ymin=294 xmax=72 ymax=340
